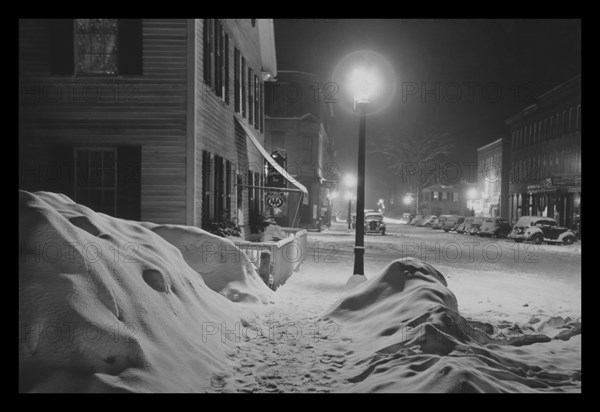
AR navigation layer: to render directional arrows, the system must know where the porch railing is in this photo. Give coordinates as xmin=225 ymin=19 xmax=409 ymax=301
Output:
xmin=234 ymin=228 xmax=308 ymax=290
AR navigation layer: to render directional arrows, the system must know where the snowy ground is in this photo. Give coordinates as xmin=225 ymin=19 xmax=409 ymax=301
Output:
xmin=19 ymin=193 xmax=581 ymax=392
xmin=218 ymin=222 xmax=581 ymax=392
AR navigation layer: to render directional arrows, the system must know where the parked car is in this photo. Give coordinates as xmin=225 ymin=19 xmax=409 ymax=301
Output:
xmin=350 ymin=210 xmax=376 ymax=229
xmin=456 ymin=217 xmax=475 ymax=234
xmin=432 ymin=215 xmax=452 ymax=230
xmin=468 ymin=217 xmax=486 ymax=235
xmin=443 ymin=215 xmax=465 ymax=232
xmin=364 ymin=211 xmax=386 ymax=235
xmin=398 ymin=213 xmax=412 ymax=225
xmin=410 ymin=214 xmax=424 ymax=225
xmin=417 ymin=215 xmax=437 ymax=227
xmin=478 ymin=217 xmax=511 ymax=238
xmin=508 ymin=216 xmax=577 ymax=245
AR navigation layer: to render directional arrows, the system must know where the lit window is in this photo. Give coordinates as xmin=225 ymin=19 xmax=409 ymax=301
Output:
xmin=75 ymin=19 xmax=118 ymax=75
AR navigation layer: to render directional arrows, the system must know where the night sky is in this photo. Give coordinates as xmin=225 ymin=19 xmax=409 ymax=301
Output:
xmin=273 ymin=19 xmax=581 ymax=206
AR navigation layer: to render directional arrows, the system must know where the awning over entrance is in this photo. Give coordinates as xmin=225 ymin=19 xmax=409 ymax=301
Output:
xmin=235 ymin=115 xmax=309 ymax=205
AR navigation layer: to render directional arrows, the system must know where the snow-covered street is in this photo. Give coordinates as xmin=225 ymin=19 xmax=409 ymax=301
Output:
xmin=218 ymin=221 xmax=581 ymax=392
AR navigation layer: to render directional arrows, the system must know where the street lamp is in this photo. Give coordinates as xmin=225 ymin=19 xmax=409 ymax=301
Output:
xmin=351 ymin=65 xmax=375 ymax=277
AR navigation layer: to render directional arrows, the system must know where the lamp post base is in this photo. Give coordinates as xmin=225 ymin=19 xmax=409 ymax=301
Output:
xmin=345 ymin=273 xmax=368 ymax=290
xmin=353 ymin=246 xmax=365 ymax=276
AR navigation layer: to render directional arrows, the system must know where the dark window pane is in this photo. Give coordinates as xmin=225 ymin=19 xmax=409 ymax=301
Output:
xmin=90 ymin=189 xmax=102 ymax=212
xmin=75 ymin=188 xmax=89 ymax=206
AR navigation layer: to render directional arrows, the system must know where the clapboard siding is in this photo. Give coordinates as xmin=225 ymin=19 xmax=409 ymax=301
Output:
xmin=194 ymin=19 xmax=266 ymax=233
xmin=19 ymin=19 xmax=189 ymax=224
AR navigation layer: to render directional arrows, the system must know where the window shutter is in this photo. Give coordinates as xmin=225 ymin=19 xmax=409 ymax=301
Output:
xmin=234 ymin=48 xmax=240 ymax=112
xmin=203 ymin=19 xmax=211 ymax=85
xmin=241 ymin=57 xmax=247 ymax=117
xmin=116 ymin=146 xmax=141 ymax=220
xmin=47 ymin=144 xmax=75 ymax=196
xmin=224 ymin=33 xmax=230 ymax=105
xmin=118 ymin=19 xmax=143 ymax=75
xmin=48 ymin=19 xmax=74 ymax=75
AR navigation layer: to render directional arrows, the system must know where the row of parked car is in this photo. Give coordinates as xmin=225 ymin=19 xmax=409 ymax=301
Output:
xmin=399 ymin=213 xmax=578 ymax=245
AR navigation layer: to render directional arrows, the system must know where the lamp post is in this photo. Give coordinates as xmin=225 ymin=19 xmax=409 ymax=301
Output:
xmin=352 ymin=67 xmax=372 ymax=277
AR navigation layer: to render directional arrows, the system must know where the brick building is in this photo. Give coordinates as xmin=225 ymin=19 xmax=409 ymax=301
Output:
xmin=506 ymin=75 xmax=581 ymax=229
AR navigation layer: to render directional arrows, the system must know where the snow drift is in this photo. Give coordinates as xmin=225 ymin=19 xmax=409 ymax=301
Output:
xmin=19 ymin=191 xmax=271 ymax=392
xmin=322 ymin=258 xmax=581 ymax=392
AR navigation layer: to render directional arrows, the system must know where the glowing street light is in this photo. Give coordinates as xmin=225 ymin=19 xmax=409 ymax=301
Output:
xmin=403 ymin=194 xmax=414 ymax=205
xmin=344 ymin=173 xmax=356 ymax=187
xmin=467 ymin=187 xmax=479 ymax=200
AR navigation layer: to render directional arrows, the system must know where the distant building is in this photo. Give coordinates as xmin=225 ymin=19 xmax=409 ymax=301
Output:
xmin=19 ymin=19 xmax=305 ymax=239
xmin=506 ymin=75 xmax=581 ymax=229
xmin=264 ymin=71 xmax=336 ymax=229
xmin=476 ymin=138 xmax=510 ymax=218
xmin=420 ymin=183 xmax=473 ymax=216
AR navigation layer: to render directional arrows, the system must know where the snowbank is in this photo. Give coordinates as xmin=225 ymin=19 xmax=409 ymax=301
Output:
xmin=322 ymin=258 xmax=581 ymax=392
xmin=138 ymin=222 xmax=276 ymax=304
xmin=19 ymin=191 xmax=269 ymax=392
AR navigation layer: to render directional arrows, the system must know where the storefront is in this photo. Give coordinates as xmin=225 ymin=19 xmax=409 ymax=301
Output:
xmin=508 ymin=174 xmax=580 ymax=232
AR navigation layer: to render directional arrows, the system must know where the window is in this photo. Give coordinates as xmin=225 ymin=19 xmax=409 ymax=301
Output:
xmin=213 ymin=20 xmax=222 ymax=98
xmin=203 ymin=19 xmax=229 ymax=104
xmin=74 ymin=148 xmax=117 ymax=216
xmin=203 ymin=20 xmax=212 ymax=85
xmin=543 ymin=118 xmax=548 ymax=140
xmin=254 ymin=74 xmax=260 ymax=130
xmin=248 ymin=68 xmax=254 ymax=125
xmin=49 ymin=19 xmax=142 ymax=76
xmin=576 ymin=104 xmax=581 ymax=130
xmin=75 ymin=19 xmax=118 ymax=75
xmin=224 ymin=32 xmax=229 ymax=104
xmin=202 ymin=150 xmax=213 ymax=226
xmin=433 ymin=192 xmax=439 ymax=201
xmin=213 ymin=155 xmax=225 ymax=222
xmin=259 ymin=81 xmax=264 ymax=132
xmin=550 ymin=116 xmax=554 ymax=138
xmin=453 ymin=192 xmax=459 ymax=202
xmin=225 ymin=160 xmax=232 ymax=221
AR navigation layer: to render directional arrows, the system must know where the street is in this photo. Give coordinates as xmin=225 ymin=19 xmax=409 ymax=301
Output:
xmin=218 ymin=220 xmax=581 ymax=392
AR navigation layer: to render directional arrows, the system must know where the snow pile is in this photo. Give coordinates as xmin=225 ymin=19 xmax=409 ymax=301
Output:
xmin=322 ymin=258 xmax=581 ymax=392
xmin=139 ymin=222 xmax=276 ymax=304
xmin=19 ymin=191 xmax=268 ymax=392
